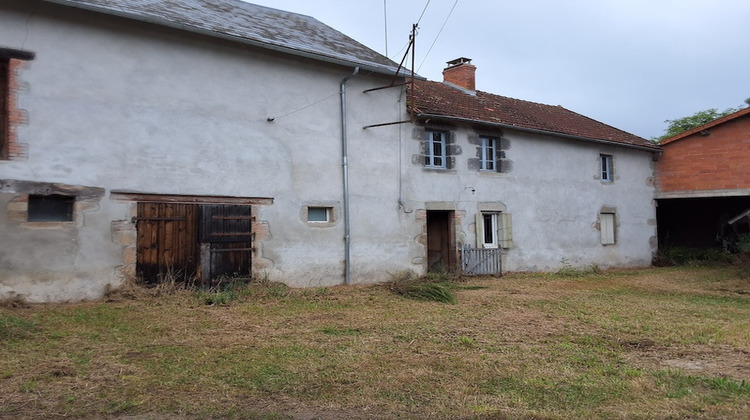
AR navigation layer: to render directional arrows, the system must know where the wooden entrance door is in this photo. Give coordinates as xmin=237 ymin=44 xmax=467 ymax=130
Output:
xmin=426 ymin=210 xmax=455 ymax=272
xmin=136 ymin=202 xmax=199 ymax=284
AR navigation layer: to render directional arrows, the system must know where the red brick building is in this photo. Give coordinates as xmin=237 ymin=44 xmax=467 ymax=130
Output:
xmin=656 ymin=107 xmax=750 ymax=248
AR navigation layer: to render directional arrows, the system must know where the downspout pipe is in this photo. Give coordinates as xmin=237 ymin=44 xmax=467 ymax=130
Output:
xmin=340 ymin=67 xmax=359 ymax=285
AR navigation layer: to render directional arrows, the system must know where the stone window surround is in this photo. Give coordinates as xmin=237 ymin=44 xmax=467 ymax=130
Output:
xmin=598 ymin=206 xmax=618 ymax=246
xmin=301 ymin=201 xmax=340 ymax=227
xmin=2 ymin=179 xmax=104 ymax=229
xmin=412 ymin=124 xmax=459 ymax=172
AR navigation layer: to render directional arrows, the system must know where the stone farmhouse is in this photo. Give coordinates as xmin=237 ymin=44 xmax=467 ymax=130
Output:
xmin=1 ymin=0 xmax=660 ymax=302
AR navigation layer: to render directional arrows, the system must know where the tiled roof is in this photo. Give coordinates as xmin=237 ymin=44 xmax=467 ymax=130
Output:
xmin=409 ymin=80 xmax=659 ymax=150
xmin=660 ymin=107 xmax=750 ymax=145
xmin=44 ymin=0 xmax=407 ymax=77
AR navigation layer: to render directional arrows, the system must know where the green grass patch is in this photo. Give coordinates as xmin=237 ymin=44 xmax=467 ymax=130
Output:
xmin=0 ymin=313 xmax=37 ymax=341
xmin=1 ymin=266 xmax=748 ymax=419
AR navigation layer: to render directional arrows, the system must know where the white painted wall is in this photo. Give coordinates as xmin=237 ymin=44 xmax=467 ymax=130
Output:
xmin=0 ymin=1 xmax=415 ymax=300
xmin=399 ymin=120 xmax=658 ymax=272
xmin=0 ymin=2 xmax=656 ymax=302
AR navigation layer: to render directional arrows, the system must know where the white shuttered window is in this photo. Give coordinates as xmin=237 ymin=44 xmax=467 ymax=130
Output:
xmin=600 ymin=212 xmax=615 ymax=245
xmin=476 ymin=212 xmax=513 ymax=249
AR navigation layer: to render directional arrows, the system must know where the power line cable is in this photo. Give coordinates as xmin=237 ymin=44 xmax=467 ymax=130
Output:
xmin=416 ymin=0 xmax=431 ymax=25
xmin=383 ymin=0 xmax=388 ymax=56
xmin=267 ymin=92 xmax=338 ymax=121
xmin=388 ymin=0 xmax=428 ymax=61
xmin=417 ymin=0 xmax=459 ymax=72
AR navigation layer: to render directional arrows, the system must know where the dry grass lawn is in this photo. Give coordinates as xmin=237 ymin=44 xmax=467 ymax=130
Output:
xmin=1 ymin=266 xmax=749 ymax=419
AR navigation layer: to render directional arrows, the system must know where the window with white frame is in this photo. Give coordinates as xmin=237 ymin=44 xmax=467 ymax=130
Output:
xmin=307 ymin=206 xmax=331 ymax=223
xmin=476 ymin=211 xmax=513 ymax=249
xmin=600 ymin=212 xmax=616 ymax=245
xmin=481 ymin=212 xmax=498 ymax=248
xmin=600 ymin=154 xmax=613 ymax=182
xmin=479 ymin=137 xmax=496 ymax=171
xmin=425 ymin=131 xmax=447 ymax=169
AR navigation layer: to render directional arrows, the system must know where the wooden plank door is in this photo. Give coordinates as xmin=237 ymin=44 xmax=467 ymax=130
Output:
xmin=199 ymin=204 xmax=253 ymax=283
xmin=136 ymin=202 xmax=199 ymax=284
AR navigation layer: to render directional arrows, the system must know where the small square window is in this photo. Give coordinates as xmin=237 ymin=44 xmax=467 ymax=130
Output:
xmin=307 ymin=207 xmax=331 ymax=223
xmin=600 ymin=154 xmax=613 ymax=182
xmin=28 ymin=195 xmax=75 ymax=222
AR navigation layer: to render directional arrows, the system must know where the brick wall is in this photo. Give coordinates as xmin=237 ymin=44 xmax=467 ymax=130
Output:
xmin=1 ymin=59 xmax=28 ymax=160
xmin=656 ymin=114 xmax=750 ymax=192
xmin=442 ymin=63 xmax=476 ymax=91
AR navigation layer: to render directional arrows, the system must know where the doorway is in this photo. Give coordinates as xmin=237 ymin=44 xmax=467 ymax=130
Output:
xmin=136 ymin=202 xmax=253 ymax=285
xmin=426 ymin=210 xmax=455 ymax=272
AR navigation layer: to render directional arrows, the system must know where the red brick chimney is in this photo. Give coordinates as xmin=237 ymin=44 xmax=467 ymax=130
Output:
xmin=443 ymin=57 xmax=476 ymax=90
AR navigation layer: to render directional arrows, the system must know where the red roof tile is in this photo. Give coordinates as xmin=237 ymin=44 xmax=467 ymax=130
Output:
xmin=408 ymin=80 xmax=659 ymax=150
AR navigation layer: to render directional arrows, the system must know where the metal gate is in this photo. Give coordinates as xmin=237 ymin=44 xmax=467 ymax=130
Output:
xmin=461 ymin=244 xmax=502 ymax=275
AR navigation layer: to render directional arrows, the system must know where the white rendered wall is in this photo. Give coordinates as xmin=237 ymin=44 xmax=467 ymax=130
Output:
xmin=0 ymin=1 xmax=415 ymax=300
xmin=400 ymin=121 xmax=658 ymax=272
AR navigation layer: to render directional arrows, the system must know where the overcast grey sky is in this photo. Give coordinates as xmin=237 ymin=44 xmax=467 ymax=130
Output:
xmin=247 ymin=0 xmax=750 ymax=139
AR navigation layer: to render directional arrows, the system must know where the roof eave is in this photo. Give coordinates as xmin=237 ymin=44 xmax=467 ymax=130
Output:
xmin=43 ymin=0 xmax=418 ymax=79
xmin=661 ymin=107 xmax=750 ymax=145
xmin=413 ymin=113 xmax=661 ymax=152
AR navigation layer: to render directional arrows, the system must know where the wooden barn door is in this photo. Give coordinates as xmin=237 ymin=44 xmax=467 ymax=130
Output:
xmin=199 ymin=204 xmax=254 ymax=283
xmin=136 ymin=202 xmax=199 ymax=284
xmin=136 ymin=202 xmax=253 ymax=285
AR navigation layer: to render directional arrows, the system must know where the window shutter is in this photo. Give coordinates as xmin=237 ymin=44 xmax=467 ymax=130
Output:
xmin=475 ymin=212 xmax=485 ymax=248
xmin=600 ymin=213 xmax=615 ymax=245
xmin=499 ymin=213 xmax=513 ymax=248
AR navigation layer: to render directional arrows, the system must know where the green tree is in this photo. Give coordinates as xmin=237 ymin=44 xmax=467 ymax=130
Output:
xmin=655 ymin=97 xmax=749 ymax=142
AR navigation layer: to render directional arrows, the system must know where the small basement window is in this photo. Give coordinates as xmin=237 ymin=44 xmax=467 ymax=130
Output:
xmin=28 ymin=195 xmax=75 ymax=222
xmin=307 ymin=206 xmax=331 ymax=223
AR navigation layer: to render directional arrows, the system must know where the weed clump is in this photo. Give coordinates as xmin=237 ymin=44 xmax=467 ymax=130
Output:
xmin=554 ymin=259 xmax=603 ymax=277
xmin=388 ymin=270 xmax=458 ymax=304
xmin=656 ymin=247 xmax=734 ymax=266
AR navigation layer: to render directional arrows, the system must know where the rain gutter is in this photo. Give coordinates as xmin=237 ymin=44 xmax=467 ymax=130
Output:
xmin=414 ymin=113 xmax=662 ymax=153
